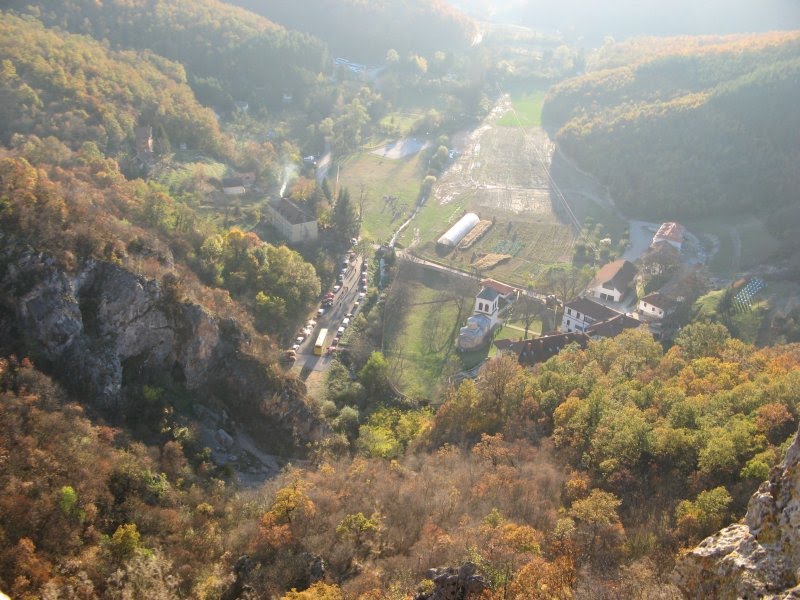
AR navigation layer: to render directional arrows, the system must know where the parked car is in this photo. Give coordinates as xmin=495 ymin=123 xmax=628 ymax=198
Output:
xmin=345 ymin=312 xmax=354 ymax=319
xmin=358 ymin=291 xmax=366 ymax=299
xmin=337 ymin=326 xmax=345 ymax=336
xmin=306 ymin=319 xmax=317 ymax=327
xmin=295 ymin=336 xmax=305 ymax=344
xmin=317 ymin=307 xmax=326 ymax=317
xmin=361 ymin=262 xmax=368 ymax=272
xmin=291 ymin=343 xmax=301 ymax=351
xmin=342 ymin=318 xmax=350 ymax=327
xmin=333 ymin=284 xmax=341 ymax=293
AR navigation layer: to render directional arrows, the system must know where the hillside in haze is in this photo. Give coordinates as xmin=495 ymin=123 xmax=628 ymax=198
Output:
xmin=542 ymin=31 xmax=800 ymax=220
xmin=451 ymin=0 xmax=800 ymax=44
xmin=230 ymin=0 xmax=478 ymax=62
xmin=6 ymin=0 xmax=329 ymax=111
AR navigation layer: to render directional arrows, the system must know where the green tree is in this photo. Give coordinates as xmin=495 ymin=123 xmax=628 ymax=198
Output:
xmin=676 ymin=322 xmax=731 ymax=359
xmin=336 ymin=512 xmax=381 ymax=557
xmin=675 ymin=486 xmax=733 ymax=542
xmin=109 ymin=523 xmax=145 ymax=563
xmin=569 ymin=489 xmax=624 ymax=567
xmin=332 ymin=187 xmax=359 ymax=244
xmin=357 ymin=352 xmax=393 ymax=403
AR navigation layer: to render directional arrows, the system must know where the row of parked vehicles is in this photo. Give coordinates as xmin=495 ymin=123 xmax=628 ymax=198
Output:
xmin=284 ymin=241 xmax=369 ymax=362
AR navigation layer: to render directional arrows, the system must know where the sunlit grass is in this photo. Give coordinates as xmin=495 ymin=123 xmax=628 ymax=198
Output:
xmin=497 ymin=91 xmax=546 ymax=128
xmin=338 ymin=151 xmax=426 ymax=243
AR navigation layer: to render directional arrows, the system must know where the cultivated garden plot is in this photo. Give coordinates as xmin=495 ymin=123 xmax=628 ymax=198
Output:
xmin=406 ymin=98 xmax=576 ymax=286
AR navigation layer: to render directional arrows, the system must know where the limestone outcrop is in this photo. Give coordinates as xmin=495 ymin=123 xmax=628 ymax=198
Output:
xmin=673 ymin=431 xmax=800 ymax=599
xmin=415 ymin=563 xmax=487 ymax=600
xmin=0 ymin=244 xmax=325 ymax=450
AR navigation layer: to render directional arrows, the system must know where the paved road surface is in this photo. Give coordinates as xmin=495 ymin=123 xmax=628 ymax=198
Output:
xmin=292 ymin=253 xmax=366 ymax=372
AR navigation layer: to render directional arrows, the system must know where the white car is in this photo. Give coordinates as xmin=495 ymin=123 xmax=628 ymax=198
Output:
xmin=337 ymin=326 xmax=345 ymax=336
xmin=306 ymin=319 xmax=317 ymax=327
xmin=342 ymin=318 xmax=350 ymax=327
xmin=291 ymin=343 xmax=301 ymax=351
xmin=358 ymin=291 xmax=366 ymax=299
xmin=295 ymin=336 xmax=305 ymax=345
xmin=333 ymin=285 xmax=341 ymax=293
xmin=317 ymin=308 xmax=325 ymax=316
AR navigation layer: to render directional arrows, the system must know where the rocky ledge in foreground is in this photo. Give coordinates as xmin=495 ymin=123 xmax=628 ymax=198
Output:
xmin=0 ymin=243 xmax=325 ymax=450
xmin=673 ymin=430 xmax=800 ymax=599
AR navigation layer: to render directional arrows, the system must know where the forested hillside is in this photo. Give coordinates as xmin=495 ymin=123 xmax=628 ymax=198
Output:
xmin=542 ymin=32 xmax=800 ymax=219
xmin=6 ymin=0 xmax=329 ymax=111
xmin=3 ymin=325 xmax=800 ymax=597
xmin=231 ymin=0 xmax=478 ymax=62
xmin=0 ymin=14 xmax=230 ymax=159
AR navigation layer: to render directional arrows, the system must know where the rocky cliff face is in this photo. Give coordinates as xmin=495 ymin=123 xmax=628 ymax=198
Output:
xmin=0 ymin=243 xmax=325 ymax=450
xmin=673 ymin=431 xmax=800 ymax=599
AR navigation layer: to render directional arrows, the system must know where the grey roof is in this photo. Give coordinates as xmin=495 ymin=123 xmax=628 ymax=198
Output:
xmin=585 ymin=313 xmax=642 ymax=338
xmin=565 ymin=297 xmax=619 ymax=322
xmin=477 ymin=287 xmax=501 ymax=301
xmin=270 ymin=197 xmax=314 ymax=225
xmin=495 ymin=332 xmax=591 ymax=366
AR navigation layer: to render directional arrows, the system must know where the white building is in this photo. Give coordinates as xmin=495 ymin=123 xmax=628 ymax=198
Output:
xmin=457 ymin=285 xmax=503 ymax=350
xmin=587 ymin=259 xmax=637 ymax=303
xmin=264 ymin=197 xmax=318 ymax=244
xmin=652 ymin=222 xmax=686 ymax=251
xmin=637 ymin=292 xmax=676 ymax=320
xmin=562 ymin=297 xmax=618 ymax=333
xmin=474 ymin=286 xmax=501 ymax=329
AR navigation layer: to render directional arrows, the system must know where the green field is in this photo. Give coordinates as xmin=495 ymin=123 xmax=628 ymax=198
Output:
xmin=338 ymin=151 xmax=427 ymax=244
xmin=383 ymin=264 xmax=485 ymax=399
xmin=497 ymin=91 xmax=546 ymax=128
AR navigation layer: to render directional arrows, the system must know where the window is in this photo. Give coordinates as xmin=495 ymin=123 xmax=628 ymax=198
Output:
xmin=567 ymin=308 xmax=572 ymax=316
xmin=566 ymin=319 xmax=571 ymax=326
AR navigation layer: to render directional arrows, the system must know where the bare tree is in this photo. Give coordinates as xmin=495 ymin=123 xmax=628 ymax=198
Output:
xmin=534 ymin=265 xmax=593 ymax=304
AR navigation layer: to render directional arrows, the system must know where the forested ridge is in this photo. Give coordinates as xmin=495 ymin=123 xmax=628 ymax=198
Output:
xmin=542 ymin=31 xmax=800 ymax=219
xmin=230 ymin=0 xmax=478 ymax=62
xmin=0 ymin=14 xmax=231 ymax=160
xmin=5 ymin=0 xmax=330 ymax=111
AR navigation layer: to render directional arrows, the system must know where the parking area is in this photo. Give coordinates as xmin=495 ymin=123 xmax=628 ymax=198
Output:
xmin=288 ymin=249 xmax=370 ymax=373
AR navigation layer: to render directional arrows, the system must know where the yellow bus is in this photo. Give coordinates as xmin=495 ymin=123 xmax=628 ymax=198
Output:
xmin=313 ymin=328 xmax=328 ymax=356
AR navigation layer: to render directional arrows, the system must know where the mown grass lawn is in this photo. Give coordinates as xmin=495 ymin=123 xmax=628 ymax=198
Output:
xmin=338 ymin=151 xmax=427 ymax=244
xmin=383 ymin=265 xmax=481 ymax=400
xmin=497 ymin=91 xmax=546 ymax=128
